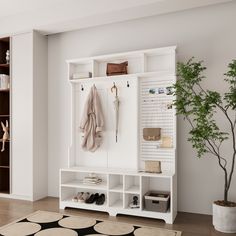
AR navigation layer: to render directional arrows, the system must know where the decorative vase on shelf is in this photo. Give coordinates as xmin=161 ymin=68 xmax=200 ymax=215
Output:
xmin=6 ymin=50 xmax=10 ymax=64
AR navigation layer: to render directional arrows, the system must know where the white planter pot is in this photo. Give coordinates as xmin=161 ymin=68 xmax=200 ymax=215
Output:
xmin=213 ymin=202 xmax=236 ymax=233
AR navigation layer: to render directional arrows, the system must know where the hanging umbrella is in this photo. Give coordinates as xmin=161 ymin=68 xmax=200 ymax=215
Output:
xmin=111 ymin=83 xmax=120 ymax=143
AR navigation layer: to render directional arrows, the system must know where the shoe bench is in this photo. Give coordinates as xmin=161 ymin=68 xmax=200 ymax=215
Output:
xmin=60 ymin=167 xmax=176 ymax=224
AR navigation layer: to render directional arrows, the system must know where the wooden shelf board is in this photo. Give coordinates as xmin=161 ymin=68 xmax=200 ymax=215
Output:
xmin=0 ymin=115 xmax=10 ymax=117
xmin=125 ymin=185 xmax=140 ymax=194
xmin=109 ymin=184 xmax=123 ymax=192
xmin=61 ymin=180 xmax=107 ymax=190
xmin=61 ymin=166 xmax=175 ymax=178
xmin=0 ymin=89 xmax=10 ymax=92
xmin=63 ymin=198 xmax=107 ymax=210
xmin=110 ymin=199 xmax=123 ymax=209
xmin=0 ymin=190 xmax=10 ymax=194
xmin=70 ymin=71 xmax=175 ymax=84
xmin=0 ymin=37 xmax=10 ymax=43
xmin=125 ymin=207 xmax=141 ymax=212
xmin=0 ymin=64 xmax=9 ymax=68
xmin=0 ymin=166 xmax=9 ymax=169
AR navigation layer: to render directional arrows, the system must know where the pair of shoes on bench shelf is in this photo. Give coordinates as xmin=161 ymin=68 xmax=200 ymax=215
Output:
xmin=85 ymin=193 xmax=105 ymax=205
xmin=72 ymin=192 xmax=89 ymax=203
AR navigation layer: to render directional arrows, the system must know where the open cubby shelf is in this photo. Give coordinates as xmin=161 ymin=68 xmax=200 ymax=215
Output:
xmin=60 ymin=46 xmax=177 ymax=224
xmin=0 ymin=36 xmax=10 ymax=195
xmin=60 ymin=167 xmax=174 ymax=222
xmin=68 ymin=47 xmax=175 ymax=80
xmin=0 ymin=168 xmax=10 ymax=194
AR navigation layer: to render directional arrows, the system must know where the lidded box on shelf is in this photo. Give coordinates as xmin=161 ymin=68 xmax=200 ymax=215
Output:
xmin=144 ymin=191 xmax=170 ymax=213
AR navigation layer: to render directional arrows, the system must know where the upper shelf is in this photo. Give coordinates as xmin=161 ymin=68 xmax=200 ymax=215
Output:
xmin=67 ymin=46 xmax=176 ymax=82
xmin=69 ymin=71 xmax=176 ymax=84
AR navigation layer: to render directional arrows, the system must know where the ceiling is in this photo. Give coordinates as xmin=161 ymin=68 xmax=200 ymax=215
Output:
xmin=0 ymin=0 xmax=233 ymax=36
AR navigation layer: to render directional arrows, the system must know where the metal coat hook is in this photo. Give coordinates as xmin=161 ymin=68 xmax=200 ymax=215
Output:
xmin=127 ymin=81 xmax=130 ymax=88
xmin=111 ymin=82 xmax=118 ymax=96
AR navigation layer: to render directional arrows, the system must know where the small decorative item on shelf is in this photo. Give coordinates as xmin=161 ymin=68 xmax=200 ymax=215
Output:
xmin=158 ymin=87 xmax=165 ymax=94
xmin=148 ymin=86 xmax=174 ymax=95
xmin=6 ymin=50 xmax=10 ymax=64
xmin=106 ymin=61 xmax=128 ymax=76
xmin=149 ymin=88 xmax=156 ymax=94
xmin=1 ymin=120 xmax=10 ymax=152
xmin=129 ymin=196 xmax=140 ymax=209
xmin=143 ymin=128 xmax=161 ymax=141
xmin=144 ymin=191 xmax=170 ymax=213
xmin=0 ymin=74 xmax=10 ymax=90
xmin=145 ymin=160 xmax=162 ymax=173
xmin=166 ymin=103 xmax=173 ymax=109
xmin=160 ymin=136 xmax=172 ymax=148
xmin=166 ymin=86 xmax=174 ymax=95
xmin=71 ymin=72 xmax=92 ymax=80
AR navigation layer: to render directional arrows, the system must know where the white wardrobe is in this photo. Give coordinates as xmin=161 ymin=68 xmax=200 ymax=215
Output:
xmin=0 ymin=31 xmax=48 ymax=201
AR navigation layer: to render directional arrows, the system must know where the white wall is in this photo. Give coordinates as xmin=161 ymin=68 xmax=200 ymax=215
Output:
xmin=48 ymin=1 xmax=236 ymax=214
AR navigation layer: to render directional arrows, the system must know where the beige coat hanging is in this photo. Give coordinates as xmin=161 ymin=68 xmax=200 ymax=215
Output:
xmin=80 ymin=85 xmax=105 ymax=152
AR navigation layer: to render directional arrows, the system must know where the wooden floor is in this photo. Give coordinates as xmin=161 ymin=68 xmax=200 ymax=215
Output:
xmin=0 ymin=197 xmax=231 ymax=236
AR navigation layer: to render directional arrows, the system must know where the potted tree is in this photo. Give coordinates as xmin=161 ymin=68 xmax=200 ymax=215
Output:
xmin=173 ymin=58 xmax=236 ymax=233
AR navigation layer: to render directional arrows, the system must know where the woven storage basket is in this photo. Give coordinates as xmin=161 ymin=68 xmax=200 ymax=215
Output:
xmin=145 ymin=161 xmax=162 ymax=173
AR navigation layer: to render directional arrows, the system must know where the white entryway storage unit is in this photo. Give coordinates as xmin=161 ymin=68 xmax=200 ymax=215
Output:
xmin=60 ymin=46 xmax=177 ymax=224
xmin=0 ymin=31 xmax=48 ymax=201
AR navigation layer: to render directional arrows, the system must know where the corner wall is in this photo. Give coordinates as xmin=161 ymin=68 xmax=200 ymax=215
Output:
xmin=48 ymin=1 xmax=236 ymax=214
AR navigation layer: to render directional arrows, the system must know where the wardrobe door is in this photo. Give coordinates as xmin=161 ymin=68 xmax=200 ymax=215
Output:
xmin=11 ymin=32 xmax=33 ymax=199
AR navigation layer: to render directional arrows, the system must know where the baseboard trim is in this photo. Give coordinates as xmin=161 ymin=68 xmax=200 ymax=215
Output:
xmin=0 ymin=193 xmax=32 ymax=201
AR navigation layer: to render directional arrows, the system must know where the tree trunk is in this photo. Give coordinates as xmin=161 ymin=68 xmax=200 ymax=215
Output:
xmin=224 ymin=172 xmax=228 ymax=203
xmin=224 ymin=188 xmax=228 ymax=203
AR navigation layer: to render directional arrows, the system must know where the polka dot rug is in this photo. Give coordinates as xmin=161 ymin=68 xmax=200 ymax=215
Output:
xmin=0 ymin=211 xmax=182 ymax=236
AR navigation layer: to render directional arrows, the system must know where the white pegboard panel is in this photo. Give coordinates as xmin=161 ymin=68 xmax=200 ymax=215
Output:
xmin=139 ymin=76 xmax=176 ymax=170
